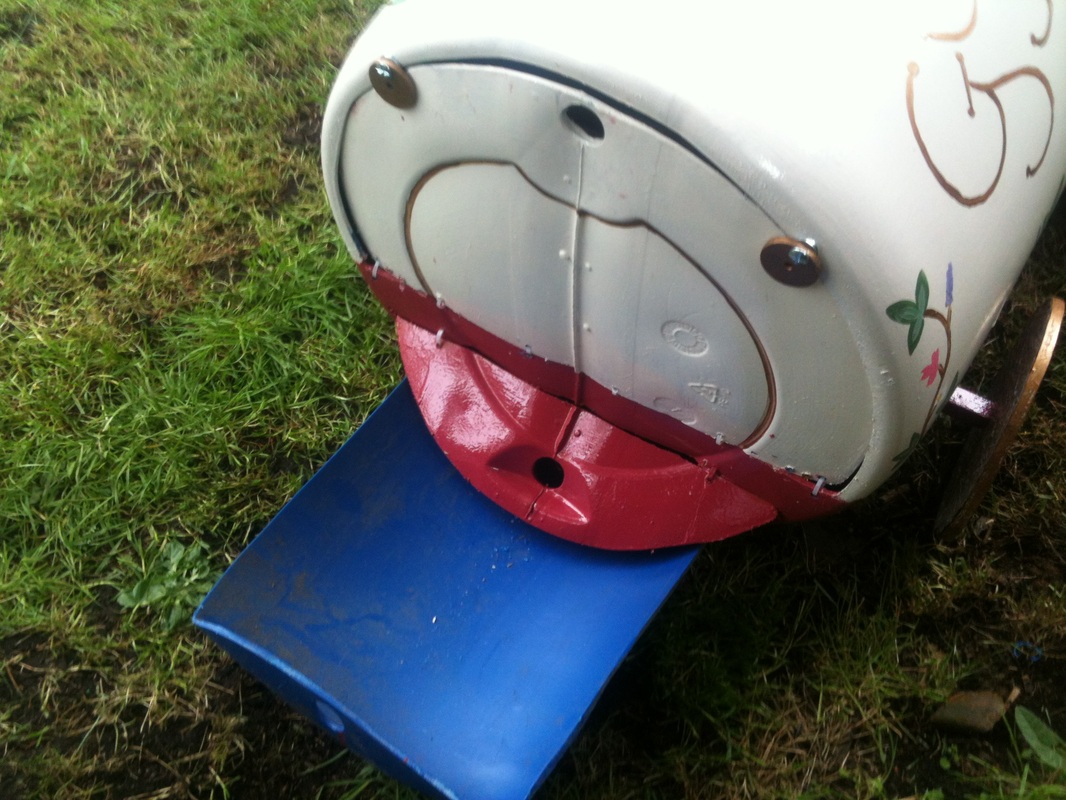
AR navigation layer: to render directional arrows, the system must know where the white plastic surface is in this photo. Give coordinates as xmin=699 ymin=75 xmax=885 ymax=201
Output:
xmin=339 ymin=64 xmax=873 ymax=477
xmin=322 ymin=0 xmax=1066 ymax=498
xmin=574 ymin=216 xmax=770 ymax=444
xmin=408 ymin=163 xmax=577 ymax=368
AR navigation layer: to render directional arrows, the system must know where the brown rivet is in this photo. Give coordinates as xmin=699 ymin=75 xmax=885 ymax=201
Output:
xmin=369 ymin=58 xmax=417 ymax=109
xmin=760 ymin=237 xmax=822 ymax=287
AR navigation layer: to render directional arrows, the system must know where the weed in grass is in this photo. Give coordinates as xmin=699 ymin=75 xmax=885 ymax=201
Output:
xmin=1016 ymin=705 xmax=1066 ymax=772
xmin=116 ymin=538 xmax=219 ymax=630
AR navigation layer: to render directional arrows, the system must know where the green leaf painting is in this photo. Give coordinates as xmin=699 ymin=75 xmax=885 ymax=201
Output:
xmin=885 ymin=271 xmax=930 ymax=354
xmin=915 ymin=269 xmax=929 ymax=316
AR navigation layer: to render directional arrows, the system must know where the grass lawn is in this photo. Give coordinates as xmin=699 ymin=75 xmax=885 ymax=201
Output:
xmin=2 ymin=1 xmax=1065 ymax=798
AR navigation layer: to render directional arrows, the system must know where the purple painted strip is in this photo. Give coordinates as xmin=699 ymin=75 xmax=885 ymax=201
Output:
xmin=948 ymin=386 xmax=997 ymax=422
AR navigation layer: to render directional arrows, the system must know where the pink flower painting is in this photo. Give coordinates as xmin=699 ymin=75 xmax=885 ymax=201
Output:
xmin=921 ymin=348 xmax=941 ymax=387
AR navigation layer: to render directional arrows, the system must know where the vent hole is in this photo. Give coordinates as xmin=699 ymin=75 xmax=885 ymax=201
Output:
xmin=563 ymin=105 xmax=605 ymax=142
xmin=532 ymin=457 xmax=565 ymax=489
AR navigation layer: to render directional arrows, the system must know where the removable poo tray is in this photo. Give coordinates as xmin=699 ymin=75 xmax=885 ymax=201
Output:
xmin=194 ymin=381 xmax=698 ymax=799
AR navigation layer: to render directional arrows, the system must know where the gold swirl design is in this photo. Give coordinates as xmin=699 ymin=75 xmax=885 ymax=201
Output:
xmin=908 ymin=1 xmax=1056 ymax=207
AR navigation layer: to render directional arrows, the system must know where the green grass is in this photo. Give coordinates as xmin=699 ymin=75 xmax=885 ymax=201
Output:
xmin=2 ymin=2 xmax=1066 ymax=798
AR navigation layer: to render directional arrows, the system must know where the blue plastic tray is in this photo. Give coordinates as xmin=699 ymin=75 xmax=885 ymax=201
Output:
xmin=194 ymin=381 xmax=698 ymax=799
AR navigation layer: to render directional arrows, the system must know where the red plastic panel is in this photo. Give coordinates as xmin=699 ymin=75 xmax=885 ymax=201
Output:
xmin=363 ymin=261 xmax=843 ymax=548
xmin=399 ymin=319 xmax=778 ymax=549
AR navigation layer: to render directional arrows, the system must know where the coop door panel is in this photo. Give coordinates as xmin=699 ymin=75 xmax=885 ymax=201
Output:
xmin=575 ymin=218 xmax=770 ymax=445
xmin=406 ymin=162 xmax=577 ymax=368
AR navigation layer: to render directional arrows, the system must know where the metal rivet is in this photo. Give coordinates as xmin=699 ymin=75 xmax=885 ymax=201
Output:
xmin=369 ymin=57 xmax=417 ymax=109
xmin=760 ymin=237 xmax=822 ymax=287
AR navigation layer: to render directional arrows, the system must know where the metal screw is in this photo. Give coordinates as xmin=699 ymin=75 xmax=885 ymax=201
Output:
xmin=369 ymin=57 xmax=417 ymax=109
xmin=760 ymin=237 xmax=822 ymax=287
xmin=788 ymin=247 xmax=812 ymax=267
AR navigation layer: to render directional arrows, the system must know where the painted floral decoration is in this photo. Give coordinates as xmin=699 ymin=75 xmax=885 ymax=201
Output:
xmin=886 ymin=270 xmax=931 ymax=354
xmin=885 ymin=263 xmax=959 ymax=466
xmin=921 ymin=348 xmax=941 ymax=387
